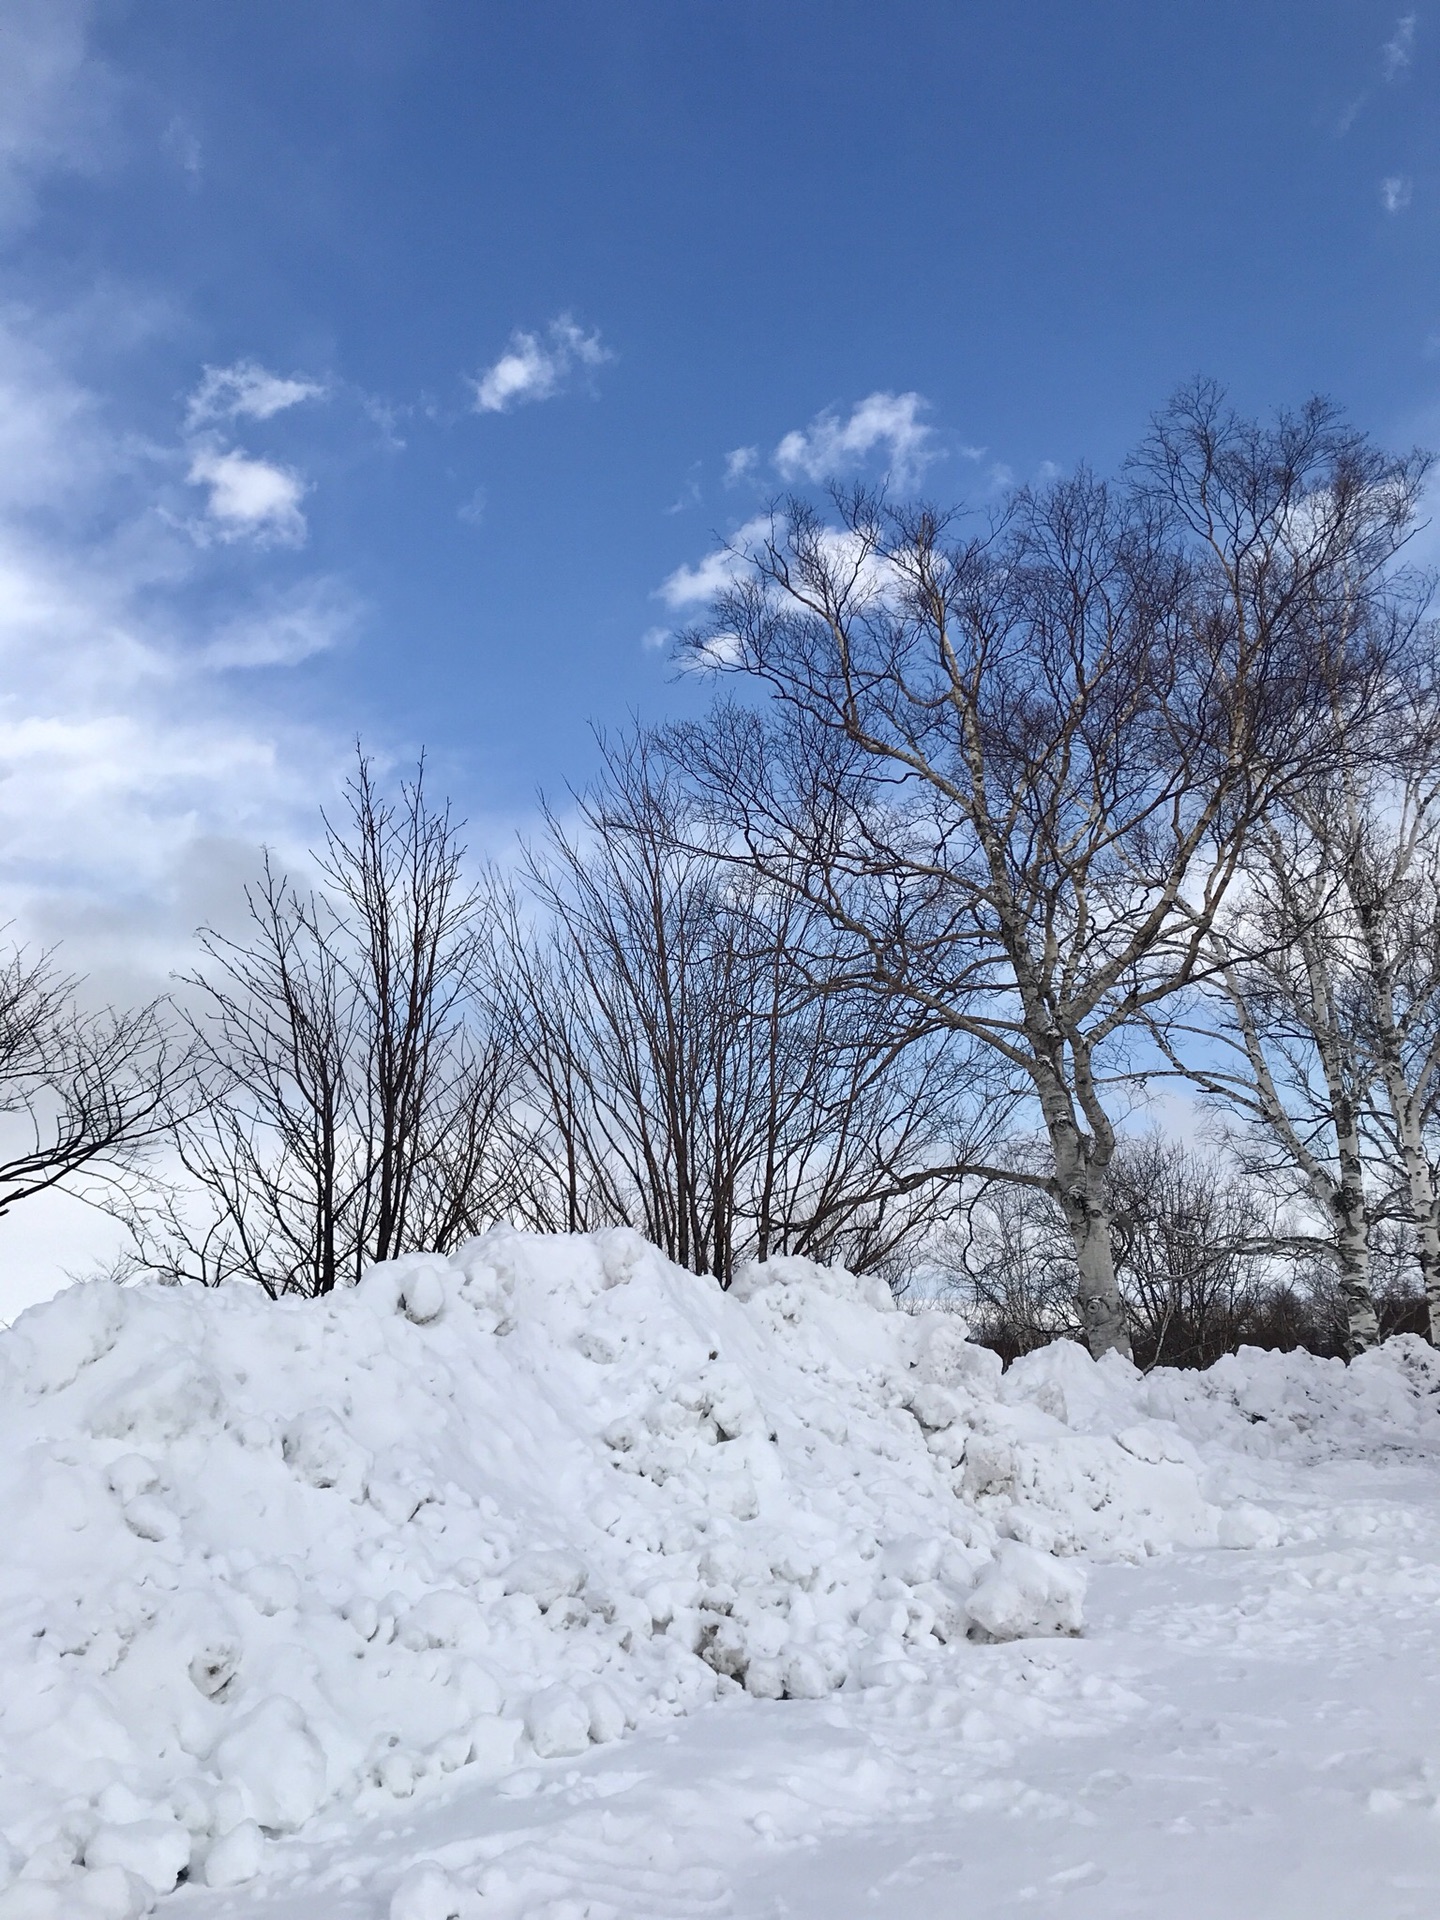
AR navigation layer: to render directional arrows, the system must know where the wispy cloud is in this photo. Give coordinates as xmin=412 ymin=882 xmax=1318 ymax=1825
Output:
xmin=0 ymin=295 xmax=355 ymax=997
xmin=1382 ymin=173 xmax=1414 ymax=213
xmin=200 ymin=578 xmax=359 ymax=670
xmin=772 ymin=391 xmax=936 ymax=489
xmin=186 ymin=441 xmax=309 ymax=546
xmin=665 ymin=466 xmax=702 ymax=515
xmin=724 ymin=445 xmax=758 ymax=486
xmin=1339 ymin=11 xmax=1419 ymax=133
xmin=186 ymin=358 xmax=328 ymax=426
xmin=0 ymin=0 xmax=353 ymax=1002
xmin=181 ymin=363 xmax=327 ymax=545
xmin=0 ymin=2 xmax=361 ymax=1299
xmin=0 ymin=0 xmax=117 ymax=233
xmin=1383 ymin=12 xmax=1418 ymax=80
xmin=161 ymin=114 xmax=202 ymax=182
xmin=470 ymin=315 xmax=611 ymax=414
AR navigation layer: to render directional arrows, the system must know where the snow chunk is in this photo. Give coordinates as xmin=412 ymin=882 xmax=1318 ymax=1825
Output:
xmin=201 ymin=1820 xmax=264 ymax=1889
xmin=83 ymin=1819 xmax=189 ymax=1895
xmin=10 ymin=1282 xmax=127 ymax=1394
xmin=966 ymin=1541 xmax=1087 ymax=1640
xmin=524 ymin=1686 xmax=593 ymax=1758
xmin=390 ymin=1861 xmax=475 ymax=1920
xmin=501 ymin=1550 xmax=588 ymax=1609
xmin=211 ymin=1697 xmax=327 ymax=1832
xmin=398 ymin=1590 xmax=485 ymax=1652
xmin=281 ymin=1407 xmax=368 ymax=1498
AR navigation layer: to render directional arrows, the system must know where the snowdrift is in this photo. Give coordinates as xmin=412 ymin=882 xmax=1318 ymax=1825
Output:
xmin=1 ymin=1228 xmax=1438 ymax=1917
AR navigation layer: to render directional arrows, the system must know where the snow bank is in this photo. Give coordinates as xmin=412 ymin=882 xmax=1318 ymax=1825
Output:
xmin=0 ymin=1229 xmax=1435 ymax=1912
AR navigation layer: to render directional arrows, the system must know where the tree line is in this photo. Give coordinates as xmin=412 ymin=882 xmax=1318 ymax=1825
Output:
xmin=7 ymin=381 xmax=1439 ymax=1368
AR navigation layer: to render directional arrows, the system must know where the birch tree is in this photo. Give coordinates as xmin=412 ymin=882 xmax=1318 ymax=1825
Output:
xmin=672 ymin=384 xmax=1426 ymax=1356
xmin=1155 ymin=636 xmax=1440 ymax=1352
xmin=1151 ymin=827 xmax=1383 ymax=1352
xmin=1310 ymin=665 xmax=1440 ymax=1337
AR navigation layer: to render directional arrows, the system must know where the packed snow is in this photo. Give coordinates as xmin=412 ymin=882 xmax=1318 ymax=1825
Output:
xmin=1 ymin=1229 xmax=1439 ymax=1918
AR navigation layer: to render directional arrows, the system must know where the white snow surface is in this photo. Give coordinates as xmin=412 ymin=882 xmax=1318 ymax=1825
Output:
xmin=1 ymin=1228 xmax=1439 ymax=1918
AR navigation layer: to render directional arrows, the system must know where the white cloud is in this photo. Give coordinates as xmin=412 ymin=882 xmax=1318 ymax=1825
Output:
xmin=724 ymin=445 xmax=758 ymax=486
xmin=657 ymin=516 xmax=771 ymax=610
xmin=1383 ymin=13 xmax=1417 ymax=79
xmin=187 ymin=359 xmax=328 ymax=426
xmin=773 ymin=391 xmax=936 ymax=489
xmin=186 ymin=441 xmax=309 ymax=545
xmin=471 ymin=315 xmax=611 ymax=414
xmin=1382 ymin=174 xmax=1414 ymax=213
xmin=641 ymin=625 xmax=671 ymax=652
xmin=685 ymin=630 xmax=744 ymax=672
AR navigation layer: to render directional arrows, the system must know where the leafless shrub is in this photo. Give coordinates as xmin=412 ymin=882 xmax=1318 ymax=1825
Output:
xmin=494 ymin=734 xmax=1010 ymax=1283
xmin=122 ymin=752 xmax=515 ymax=1296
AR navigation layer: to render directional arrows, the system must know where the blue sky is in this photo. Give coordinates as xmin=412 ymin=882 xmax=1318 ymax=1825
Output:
xmin=0 ymin=0 xmax=1437 ymax=985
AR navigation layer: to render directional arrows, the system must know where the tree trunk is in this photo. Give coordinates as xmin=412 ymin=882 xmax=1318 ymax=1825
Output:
xmin=1329 ymin=1161 xmax=1378 ymax=1354
xmin=1388 ymin=1093 xmax=1440 ymax=1343
xmin=1047 ymin=1112 xmax=1131 ymax=1360
xmin=1059 ymin=1176 xmax=1131 ymax=1360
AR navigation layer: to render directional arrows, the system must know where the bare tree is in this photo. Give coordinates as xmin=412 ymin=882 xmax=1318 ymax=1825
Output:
xmin=672 ymin=385 xmax=1425 ymax=1355
xmin=128 ymin=753 xmax=514 ymax=1296
xmin=0 ymin=943 xmax=184 ymax=1220
xmin=1329 ymin=665 xmax=1440 ymax=1338
xmin=938 ymin=1167 xmax=1084 ymax=1361
xmin=496 ymin=734 xmax=1008 ymax=1283
xmin=1152 ymin=637 xmax=1440 ymax=1352
xmin=1152 ymin=826 xmax=1385 ymax=1352
xmin=941 ymin=1133 xmax=1333 ymax=1369
xmin=1105 ymin=1133 xmax=1285 ymax=1369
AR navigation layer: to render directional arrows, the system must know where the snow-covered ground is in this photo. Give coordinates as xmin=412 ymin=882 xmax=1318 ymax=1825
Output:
xmin=2 ymin=1230 xmax=1438 ymax=1919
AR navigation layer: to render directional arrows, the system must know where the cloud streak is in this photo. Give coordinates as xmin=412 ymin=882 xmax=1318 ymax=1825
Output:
xmin=471 ymin=315 xmax=611 ymax=414
xmin=186 ymin=359 xmax=328 ymax=426
xmin=1382 ymin=12 xmax=1417 ymax=80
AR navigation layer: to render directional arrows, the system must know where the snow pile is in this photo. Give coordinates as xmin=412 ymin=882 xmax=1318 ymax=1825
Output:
xmin=0 ymin=1230 xmax=1436 ymax=1914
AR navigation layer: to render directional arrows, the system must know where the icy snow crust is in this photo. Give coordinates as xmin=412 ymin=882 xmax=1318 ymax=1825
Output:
xmin=1 ymin=1229 xmax=1438 ymax=1915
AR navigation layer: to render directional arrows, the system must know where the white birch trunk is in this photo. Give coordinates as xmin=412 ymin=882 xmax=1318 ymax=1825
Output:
xmin=1041 ymin=1081 xmax=1131 ymax=1361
